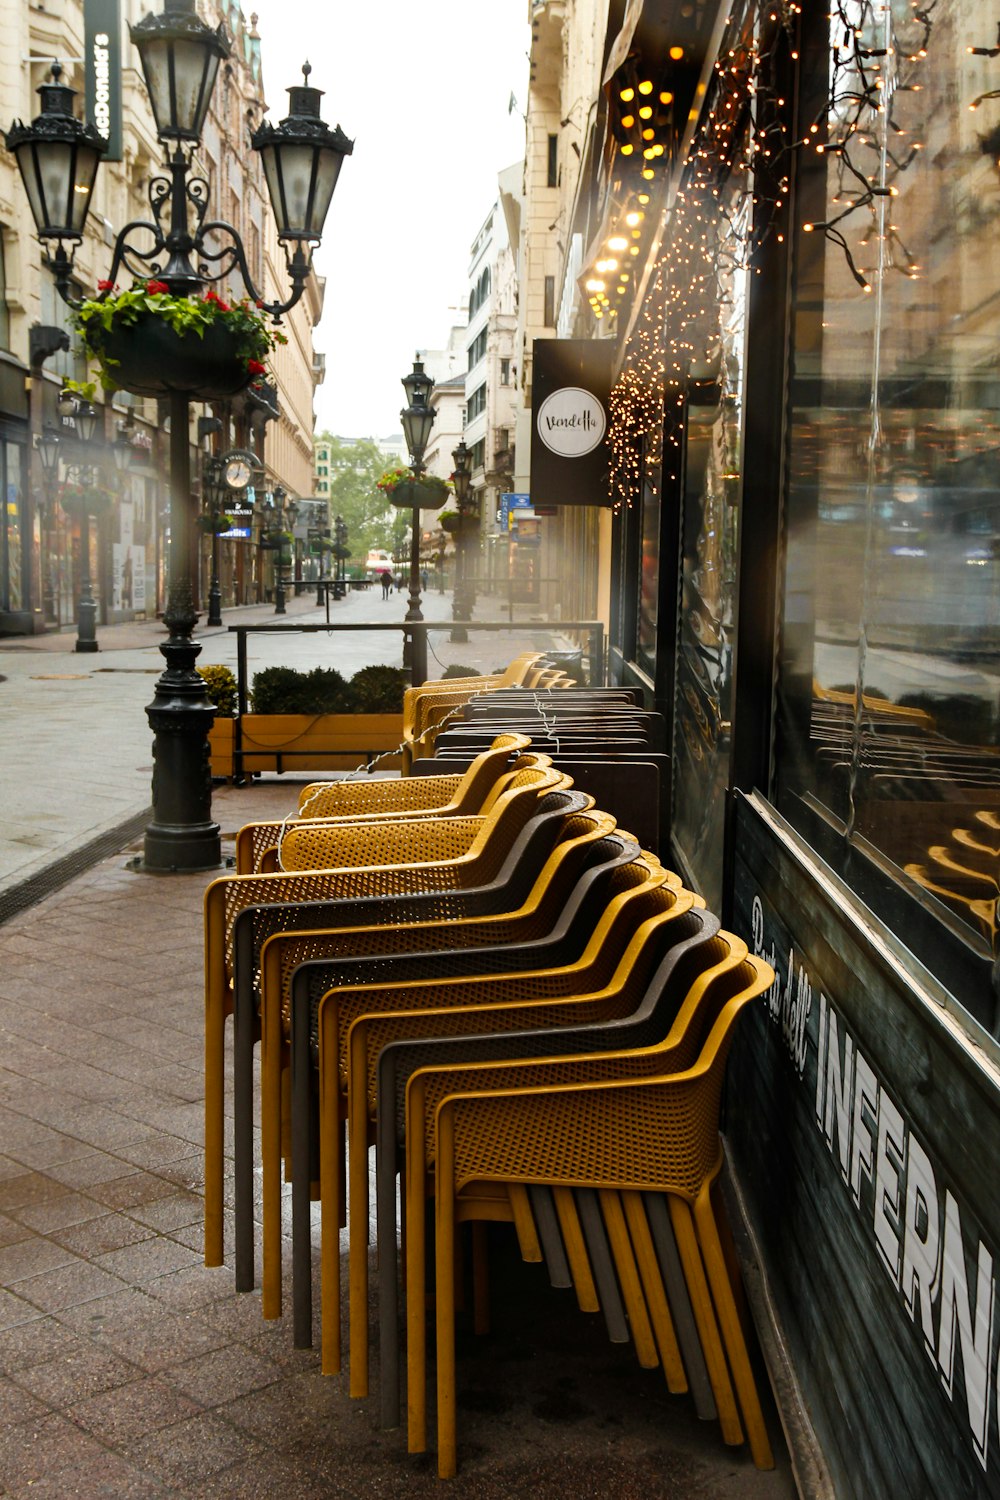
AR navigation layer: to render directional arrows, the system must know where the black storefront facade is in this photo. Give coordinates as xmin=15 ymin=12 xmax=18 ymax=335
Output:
xmin=581 ymin=3 xmax=1000 ymax=1495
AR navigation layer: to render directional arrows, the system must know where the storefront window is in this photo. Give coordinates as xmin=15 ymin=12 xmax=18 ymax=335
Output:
xmin=670 ymin=181 xmax=749 ymax=910
xmin=1 ymin=440 xmax=23 ymax=611
xmin=775 ymin=2 xmax=999 ymax=1031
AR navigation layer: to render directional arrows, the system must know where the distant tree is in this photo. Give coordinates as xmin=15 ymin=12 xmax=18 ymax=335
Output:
xmin=317 ymin=434 xmax=400 ymax=564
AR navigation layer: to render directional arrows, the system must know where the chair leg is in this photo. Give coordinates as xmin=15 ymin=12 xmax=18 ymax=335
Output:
xmin=318 ymin=1009 xmax=343 ymax=1374
xmin=204 ymin=993 xmax=226 ymax=1268
xmin=508 ymin=1183 xmax=543 ymax=1262
xmin=667 ymin=1196 xmax=744 ymax=1447
xmin=435 ymin=1118 xmax=458 ymax=1480
xmin=528 ymin=1185 xmax=571 ymax=1288
xmin=260 ymin=1012 xmax=286 ymax=1319
xmin=232 ymin=980 xmax=258 ymax=1293
xmin=645 ymin=1191 xmax=716 ymax=1420
xmin=599 ymin=1190 xmax=659 ymax=1369
xmin=694 ymin=1186 xmax=775 ymax=1470
xmin=405 ymin=1087 xmax=429 ymax=1454
xmin=622 ymin=1191 xmax=687 ymax=1394
xmin=376 ymin=1113 xmax=402 ymax=1429
xmin=348 ymin=1025 xmax=371 ymax=1399
xmin=576 ymin=1188 xmax=630 ymax=1343
xmin=553 ymin=1187 xmax=599 ymax=1313
xmin=291 ymin=997 xmax=315 ymax=1350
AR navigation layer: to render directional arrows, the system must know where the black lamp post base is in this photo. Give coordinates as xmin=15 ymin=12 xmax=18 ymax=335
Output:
xmin=140 ymin=614 xmax=221 ymax=873
xmin=75 ymin=637 xmax=100 ymax=653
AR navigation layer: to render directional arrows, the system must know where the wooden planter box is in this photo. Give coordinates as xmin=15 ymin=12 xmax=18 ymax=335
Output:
xmin=208 ymin=716 xmax=236 ymax=779
xmin=232 ymin=712 xmax=404 ymax=776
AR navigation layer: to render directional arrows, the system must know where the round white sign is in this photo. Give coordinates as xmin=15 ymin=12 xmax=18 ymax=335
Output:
xmin=536 ymin=386 xmax=606 ymax=457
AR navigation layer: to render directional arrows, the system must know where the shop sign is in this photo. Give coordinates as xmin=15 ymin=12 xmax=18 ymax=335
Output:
xmin=530 ymin=338 xmax=614 ymax=507
xmin=85 ymin=0 xmax=122 ymax=160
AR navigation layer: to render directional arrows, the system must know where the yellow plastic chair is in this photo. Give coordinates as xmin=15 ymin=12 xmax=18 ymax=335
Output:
xmin=429 ymin=954 xmax=775 ymax=1477
xmin=203 ymin=764 xmax=570 ymax=1267
xmin=234 ymin=738 xmax=545 ymax=874
xmin=312 ymin=869 xmax=692 ymax=1384
xmin=398 ymin=934 xmax=754 ymax=1453
xmin=256 ymin=808 xmax=619 ymax=1317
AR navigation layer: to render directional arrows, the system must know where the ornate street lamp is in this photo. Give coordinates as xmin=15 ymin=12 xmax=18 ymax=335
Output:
xmin=334 ymin=513 xmax=348 ymax=597
xmin=6 ymin=16 xmax=352 ymax=875
xmin=450 ymin=438 xmax=473 ymax=644
xmin=399 ymin=357 xmax=436 ymax=683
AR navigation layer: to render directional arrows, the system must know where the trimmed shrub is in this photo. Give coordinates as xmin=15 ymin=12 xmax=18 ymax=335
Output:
xmin=250 ymin=665 xmax=349 ymax=715
xmin=198 ymin=663 xmax=238 ymax=717
xmin=347 ymin=664 xmax=409 ymax=713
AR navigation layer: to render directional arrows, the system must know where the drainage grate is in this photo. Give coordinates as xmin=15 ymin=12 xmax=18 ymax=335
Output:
xmin=0 ymin=806 xmax=152 ymax=927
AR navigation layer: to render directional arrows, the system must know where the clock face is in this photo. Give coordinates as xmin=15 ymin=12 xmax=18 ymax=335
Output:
xmin=224 ymin=457 xmax=253 ymax=490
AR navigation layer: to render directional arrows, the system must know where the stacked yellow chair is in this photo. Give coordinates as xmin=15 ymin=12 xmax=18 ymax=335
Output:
xmin=205 ymin=673 xmax=777 ymax=1479
xmin=203 ymin=760 xmax=570 ymax=1268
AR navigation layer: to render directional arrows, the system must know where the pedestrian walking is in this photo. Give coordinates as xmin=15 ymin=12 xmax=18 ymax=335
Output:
xmin=380 ymin=569 xmax=391 ymax=600
xmin=395 ymin=572 xmax=404 ymax=592
xmin=421 ymin=568 xmax=429 ymax=592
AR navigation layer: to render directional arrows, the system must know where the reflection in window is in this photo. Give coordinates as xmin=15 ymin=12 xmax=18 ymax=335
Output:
xmin=670 ymin=173 xmax=748 ymax=911
xmin=775 ymin=1 xmax=999 ymax=1031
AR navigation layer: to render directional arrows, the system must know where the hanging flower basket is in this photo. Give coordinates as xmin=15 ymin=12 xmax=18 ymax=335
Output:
xmin=439 ymin=509 xmax=480 ymax=535
xmin=376 ymin=466 xmax=452 ymax=510
xmin=71 ymin=281 xmax=285 ymax=400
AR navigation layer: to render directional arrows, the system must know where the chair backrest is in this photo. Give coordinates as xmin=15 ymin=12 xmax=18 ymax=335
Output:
xmin=379 ymin=906 xmax=722 ymax=1142
xmin=276 ymin=764 xmax=568 ymax=874
xmin=218 ymin=788 xmax=593 ymax=989
xmin=294 ymin=732 xmax=531 ymax=817
xmin=282 ymin=826 xmax=638 ymax=1021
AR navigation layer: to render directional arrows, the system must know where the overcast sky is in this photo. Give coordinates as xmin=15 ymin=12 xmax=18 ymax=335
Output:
xmin=246 ymin=0 xmax=531 ymax=441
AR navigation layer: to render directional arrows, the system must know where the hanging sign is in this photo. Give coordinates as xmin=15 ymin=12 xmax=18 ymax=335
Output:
xmin=85 ymin=0 xmax=122 ymax=161
xmin=530 ymin=338 xmax=614 ymax=507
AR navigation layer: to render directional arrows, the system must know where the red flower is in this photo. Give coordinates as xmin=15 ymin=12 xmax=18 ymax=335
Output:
xmin=97 ymin=279 xmax=115 ymax=292
xmin=247 ymin=358 xmax=266 ymax=375
xmin=204 ymin=289 xmax=230 ymax=312
xmin=146 ymin=279 xmax=170 ymax=295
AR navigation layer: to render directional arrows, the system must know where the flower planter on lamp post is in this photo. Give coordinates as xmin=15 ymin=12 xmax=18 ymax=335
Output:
xmin=6 ymin=16 xmax=351 ymax=882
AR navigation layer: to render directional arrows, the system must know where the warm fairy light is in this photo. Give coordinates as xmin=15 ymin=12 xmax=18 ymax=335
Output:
xmin=669 ymin=46 xmax=684 ymax=60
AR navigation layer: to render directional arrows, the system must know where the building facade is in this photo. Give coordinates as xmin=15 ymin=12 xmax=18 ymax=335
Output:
xmin=0 ymin=0 xmax=325 ymax=633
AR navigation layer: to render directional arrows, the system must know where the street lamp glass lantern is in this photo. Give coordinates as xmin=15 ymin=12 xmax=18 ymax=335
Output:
xmin=74 ymin=401 xmax=99 ymax=445
xmin=251 ymin=65 xmax=354 ymax=244
xmin=451 ymin=439 xmax=471 ymax=505
xmin=400 ymin=358 xmax=433 ymax=410
xmin=36 ymin=426 xmax=61 ymax=476
xmin=129 ymin=0 xmax=231 ymax=143
xmin=4 ymin=66 xmax=107 ymax=244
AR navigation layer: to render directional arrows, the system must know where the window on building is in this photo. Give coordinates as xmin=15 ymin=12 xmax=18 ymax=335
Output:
xmin=468 ymin=327 xmax=488 ymax=370
xmin=544 ymin=276 xmax=556 ymax=328
xmin=467 ymin=383 xmax=487 ymax=422
xmin=547 ymin=134 xmax=558 ymax=189
xmin=41 ymin=274 xmax=86 ymax=385
xmin=500 ymin=358 xmax=510 ymax=385
xmin=470 ymin=438 xmax=485 ymax=471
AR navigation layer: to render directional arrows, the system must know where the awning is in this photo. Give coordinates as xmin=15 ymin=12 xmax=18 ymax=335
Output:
xmin=602 ymin=0 xmax=644 ymax=87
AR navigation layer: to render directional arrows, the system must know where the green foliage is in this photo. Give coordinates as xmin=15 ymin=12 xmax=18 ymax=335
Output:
xmin=316 ymin=433 xmax=410 ymax=560
xmin=248 ymin=663 xmax=406 ymax=715
xmin=73 ymin=281 xmax=285 ymax=393
xmin=346 ymin=665 xmax=409 ymax=713
xmin=198 ymin=664 xmax=238 ymax=717
xmin=251 ymin=665 xmax=349 ymax=715
xmin=441 ymin=663 xmax=476 ymax=680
